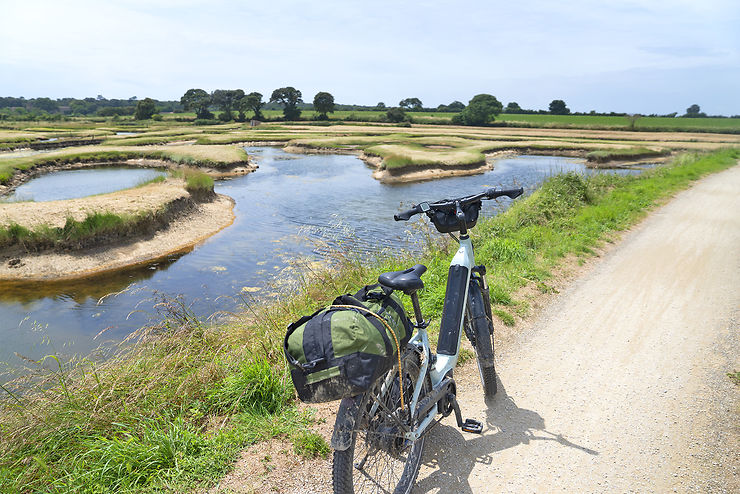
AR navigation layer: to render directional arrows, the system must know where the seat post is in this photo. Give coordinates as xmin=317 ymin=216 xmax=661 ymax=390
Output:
xmin=409 ymin=291 xmax=425 ymax=328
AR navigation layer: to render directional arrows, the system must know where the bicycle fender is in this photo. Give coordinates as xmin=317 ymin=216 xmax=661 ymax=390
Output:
xmin=331 ymin=396 xmax=361 ymax=451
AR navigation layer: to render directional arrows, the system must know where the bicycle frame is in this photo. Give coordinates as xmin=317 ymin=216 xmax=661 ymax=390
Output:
xmin=403 ymin=234 xmax=475 ymax=441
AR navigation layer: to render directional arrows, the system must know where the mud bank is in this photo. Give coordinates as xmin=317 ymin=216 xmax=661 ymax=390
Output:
xmin=0 ymin=194 xmax=235 ymax=282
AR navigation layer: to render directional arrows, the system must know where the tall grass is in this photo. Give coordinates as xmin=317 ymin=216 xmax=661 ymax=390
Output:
xmin=1 ymin=149 xmax=737 ymax=492
xmin=0 ymin=295 xmax=312 ymax=493
xmin=170 ymin=168 xmax=215 ymax=201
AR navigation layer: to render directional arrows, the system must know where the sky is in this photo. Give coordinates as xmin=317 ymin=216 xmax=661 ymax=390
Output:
xmin=1 ymin=0 xmax=739 ymax=115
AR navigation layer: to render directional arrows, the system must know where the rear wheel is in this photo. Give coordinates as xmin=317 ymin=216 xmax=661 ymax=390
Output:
xmin=466 ymin=280 xmax=497 ymax=401
xmin=332 ymin=349 xmax=429 ymax=494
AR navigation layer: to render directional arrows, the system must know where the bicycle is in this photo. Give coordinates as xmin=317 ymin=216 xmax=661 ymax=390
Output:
xmin=330 ymin=187 xmax=524 ymax=494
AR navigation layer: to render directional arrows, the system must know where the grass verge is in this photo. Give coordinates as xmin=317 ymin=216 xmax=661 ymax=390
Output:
xmin=1 ymin=148 xmax=737 ymax=492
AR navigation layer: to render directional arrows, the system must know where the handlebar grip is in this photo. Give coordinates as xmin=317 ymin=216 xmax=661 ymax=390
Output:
xmin=394 ymin=206 xmax=420 ymax=221
xmin=505 ymin=187 xmax=524 ymax=199
xmin=486 ymin=187 xmax=524 ymax=200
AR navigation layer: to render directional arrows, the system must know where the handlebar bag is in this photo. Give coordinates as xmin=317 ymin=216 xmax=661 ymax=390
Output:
xmin=284 ymin=284 xmax=412 ymax=403
xmin=428 ymin=200 xmax=481 ymax=233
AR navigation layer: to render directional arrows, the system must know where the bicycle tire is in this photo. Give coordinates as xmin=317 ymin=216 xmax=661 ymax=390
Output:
xmin=332 ymin=349 xmax=429 ymax=494
xmin=467 ymin=280 xmax=497 ymax=400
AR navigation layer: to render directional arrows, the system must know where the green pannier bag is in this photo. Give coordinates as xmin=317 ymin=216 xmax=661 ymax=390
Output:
xmin=284 ymin=284 xmax=412 ymax=403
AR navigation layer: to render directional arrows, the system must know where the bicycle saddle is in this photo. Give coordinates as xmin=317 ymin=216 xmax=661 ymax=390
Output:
xmin=378 ymin=264 xmax=427 ymax=293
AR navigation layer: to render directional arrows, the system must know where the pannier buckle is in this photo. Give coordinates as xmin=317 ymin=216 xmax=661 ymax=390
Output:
xmin=301 ymin=358 xmax=325 ymax=371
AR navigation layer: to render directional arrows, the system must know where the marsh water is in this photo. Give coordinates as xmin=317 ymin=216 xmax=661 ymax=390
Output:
xmin=0 ymin=148 xmax=637 ymax=376
xmin=3 ymin=167 xmax=166 ymax=202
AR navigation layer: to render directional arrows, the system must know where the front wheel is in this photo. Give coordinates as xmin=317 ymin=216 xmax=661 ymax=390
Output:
xmin=466 ymin=279 xmax=497 ymax=401
xmin=332 ymin=349 xmax=429 ymax=494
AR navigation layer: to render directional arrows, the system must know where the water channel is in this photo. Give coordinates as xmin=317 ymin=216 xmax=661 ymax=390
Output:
xmin=3 ymin=167 xmax=166 ymax=202
xmin=0 ymin=147 xmax=637 ymax=377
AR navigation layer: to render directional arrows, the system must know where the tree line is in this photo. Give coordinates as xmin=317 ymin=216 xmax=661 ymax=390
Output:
xmin=0 ymin=95 xmax=180 ymax=120
xmin=0 ymin=92 xmax=733 ymax=123
xmin=179 ymin=88 xmax=337 ymax=122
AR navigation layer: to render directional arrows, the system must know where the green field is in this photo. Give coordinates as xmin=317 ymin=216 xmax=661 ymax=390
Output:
xmin=496 ymin=113 xmax=740 ymax=131
xmin=158 ymin=110 xmax=740 ymax=133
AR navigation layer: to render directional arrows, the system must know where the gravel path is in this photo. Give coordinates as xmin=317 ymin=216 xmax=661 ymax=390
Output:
xmin=414 ymin=164 xmax=740 ymax=493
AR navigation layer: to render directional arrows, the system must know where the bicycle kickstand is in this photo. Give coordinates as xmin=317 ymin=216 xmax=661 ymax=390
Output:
xmin=445 ymin=393 xmax=483 ymax=434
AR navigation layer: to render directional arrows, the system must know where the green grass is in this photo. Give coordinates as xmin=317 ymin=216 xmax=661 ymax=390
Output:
xmin=493 ymin=309 xmax=516 ymax=326
xmin=0 ymin=298 xmax=315 ymax=493
xmin=586 ymin=147 xmax=670 ymax=163
xmin=292 ymin=430 xmax=331 ymax=459
xmin=728 ymin=371 xmax=740 ymax=385
xmin=497 ymin=113 xmax=740 ymax=132
xmin=170 ymin=169 xmax=215 ymax=198
xmin=164 ymin=109 xmax=740 ymax=132
xmin=134 ymin=174 xmax=167 ymax=188
xmin=1 ymin=148 xmax=737 ymax=492
xmin=204 ymin=110 xmax=740 ymax=132
xmin=5 ymin=112 xmax=739 ymax=133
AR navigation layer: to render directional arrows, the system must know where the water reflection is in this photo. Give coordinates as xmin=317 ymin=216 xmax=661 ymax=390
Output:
xmin=3 ymin=167 xmax=166 ymax=202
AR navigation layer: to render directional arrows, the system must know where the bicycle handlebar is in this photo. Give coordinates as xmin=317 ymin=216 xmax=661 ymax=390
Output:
xmin=393 ymin=187 xmax=524 ymax=221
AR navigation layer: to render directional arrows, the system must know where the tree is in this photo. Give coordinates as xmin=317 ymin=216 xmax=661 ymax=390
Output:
xmin=447 ymin=101 xmax=465 ymax=112
xmin=212 ymin=89 xmax=244 ymax=121
xmin=686 ymin=104 xmax=701 ymax=115
xmin=385 ymin=107 xmax=408 ymax=123
xmin=239 ymin=92 xmax=264 ymax=120
xmin=454 ymin=94 xmax=502 ymax=126
xmin=549 ymin=99 xmax=570 ymax=115
xmin=505 ymin=101 xmax=522 ymax=114
xmin=626 ymin=113 xmax=642 ymax=130
xmin=180 ymin=89 xmax=213 ymax=119
xmin=376 ymin=102 xmax=386 ymax=110
xmin=270 ymin=87 xmax=303 ymax=120
xmin=313 ymin=91 xmax=335 ymax=120
xmin=684 ymin=104 xmax=706 ymax=118
xmin=134 ymin=98 xmax=157 ymax=120
xmin=399 ymin=97 xmax=423 ymax=111
xmin=32 ymin=97 xmax=59 ymax=113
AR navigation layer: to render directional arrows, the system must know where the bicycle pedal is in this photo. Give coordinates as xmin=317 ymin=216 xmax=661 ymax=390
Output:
xmin=461 ymin=418 xmax=483 ymax=434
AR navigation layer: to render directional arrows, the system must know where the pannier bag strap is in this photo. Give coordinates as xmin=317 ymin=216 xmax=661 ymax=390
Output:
xmin=328 ymin=304 xmax=405 ymax=410
xmin=284 ymin=306 xmax=326 ymax=368
xmin=354 ymin=283 xmax=393 ymax=300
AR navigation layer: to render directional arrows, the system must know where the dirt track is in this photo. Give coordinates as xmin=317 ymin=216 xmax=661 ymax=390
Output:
xmin=415 ymin=164 xmax=740 ymax=493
